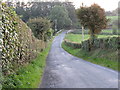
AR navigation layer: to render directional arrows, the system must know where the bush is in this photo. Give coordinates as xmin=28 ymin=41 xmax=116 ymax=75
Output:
xmin=27 ymin=17 xmax=52 ymax=41
xmin=44 ymin=28 xmax=54 ymax=41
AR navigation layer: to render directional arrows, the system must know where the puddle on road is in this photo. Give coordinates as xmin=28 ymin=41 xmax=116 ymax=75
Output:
xmin=57 ymin=64 xmax=72 ymax=71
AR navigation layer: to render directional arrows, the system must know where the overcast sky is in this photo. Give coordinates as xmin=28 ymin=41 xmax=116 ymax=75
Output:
xmin=3 ymin=0 xmax=120 ymax=11
xmin=71 ymin=0 xmax=119 ymax=11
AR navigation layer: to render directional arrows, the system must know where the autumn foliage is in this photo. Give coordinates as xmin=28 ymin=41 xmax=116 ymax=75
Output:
xmin=76 ymin=4 xmax=108 ymax=39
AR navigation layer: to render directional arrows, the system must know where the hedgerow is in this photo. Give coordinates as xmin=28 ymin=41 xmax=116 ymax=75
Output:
xmin=1 ymin=2 xmax=47 ymax=76
xmin=63 ymin=36 xmax=119 ymax=52
xmin=81 ymin=37 xmax=119 ymax=51
xmin=64 ymin=39 xmax=81 ymax=49
xmin=0 ymin=2 xmax=52 ymax=88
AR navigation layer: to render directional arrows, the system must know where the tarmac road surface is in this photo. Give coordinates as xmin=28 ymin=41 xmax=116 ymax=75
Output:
xmin=40 ymin=31 xmax=118 ymax=88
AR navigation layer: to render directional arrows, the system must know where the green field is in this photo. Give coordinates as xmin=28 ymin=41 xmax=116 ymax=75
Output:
xmin=65 ymin=34 xmax=118 ymax=43
xmin=107 ymin=16 xmax=118 ymax=21
xmin=71 ymin=28 xmax=119 ymax=35
xmin=101 ymin=29 xmax=113 ymax=33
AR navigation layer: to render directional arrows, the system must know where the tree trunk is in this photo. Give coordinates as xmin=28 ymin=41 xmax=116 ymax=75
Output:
xmin=82 ymin=26 xmax=84 ymax=41
xmin=42 ymin=33 xmax=45 ymax=49
xmin=90 ymin=30 xmax=96 ymax=51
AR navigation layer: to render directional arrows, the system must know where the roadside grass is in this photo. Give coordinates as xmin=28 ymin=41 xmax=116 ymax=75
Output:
xmin=16 ymin=44 xmax=51 ymax=88
xmin=65 ymin=34 xmax=118 ymax=43
xmin=3 ymin=39 xmax=53 ymax=88
xmin=62 ymin=43 xmax=118 ymax=71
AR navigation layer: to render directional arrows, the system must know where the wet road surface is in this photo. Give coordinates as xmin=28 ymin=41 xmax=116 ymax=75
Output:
xmin=40 ymin=31 xmax=118 ymax=88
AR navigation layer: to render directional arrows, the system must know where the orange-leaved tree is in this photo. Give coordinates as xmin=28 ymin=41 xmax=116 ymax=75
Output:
xmin=76 ymin=3 xmax=108 ymax=40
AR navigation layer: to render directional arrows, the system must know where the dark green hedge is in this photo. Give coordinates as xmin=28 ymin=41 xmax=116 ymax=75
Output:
xmin=64 ymin=36 xmax=119 ymax=52
xmin=1 ymin=3 xmax=46 ymax=75
xmin=81 ymin=37 xmax=119 ymax=51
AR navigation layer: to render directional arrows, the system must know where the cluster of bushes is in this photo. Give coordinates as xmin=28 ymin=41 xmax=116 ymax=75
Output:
xmin=81 ymin=37 xmax=119 ymax=51
xmin=64 ymin=39 xmax=81 ymax=49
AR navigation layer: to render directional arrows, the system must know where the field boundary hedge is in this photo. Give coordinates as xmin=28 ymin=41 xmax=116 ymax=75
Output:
xmin=64 ymin=37 xmax=119 ymax=52
xmin=81 ymin=37 xmax=119 ymax=51
xmin=64 ymin=39 xmax=81 ymax=49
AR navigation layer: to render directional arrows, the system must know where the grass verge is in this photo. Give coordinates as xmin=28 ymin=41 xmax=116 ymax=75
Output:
xmin=62 ymin=42 xmax=118 ymax=71
xmin=3 ymin=39 xmax=53 ymax=88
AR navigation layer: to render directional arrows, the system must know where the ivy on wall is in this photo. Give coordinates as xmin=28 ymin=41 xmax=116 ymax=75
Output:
xmin=1 ymin=3 xmax=46 ymax=75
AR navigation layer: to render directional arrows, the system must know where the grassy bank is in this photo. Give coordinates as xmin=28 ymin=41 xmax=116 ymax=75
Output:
xmin=62 ymin=43 xmax=118 ymax=71
xmin=3 ymin=39 xmax=53 ymax=88
xmin=65 ymin=34 xmax=118 ymax=43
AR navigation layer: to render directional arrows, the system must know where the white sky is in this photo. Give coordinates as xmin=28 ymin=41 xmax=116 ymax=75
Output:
xmin=3 ymin=0 xmax=120 ymax=11
xmin=70 ymin=0 xmax=119 ymax=11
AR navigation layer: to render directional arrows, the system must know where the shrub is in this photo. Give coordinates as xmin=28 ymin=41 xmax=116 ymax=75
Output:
xmin=44 ymin=28 xmax=54 ymax=41
xmin=27 ymin=17 xmax=52 ymax=41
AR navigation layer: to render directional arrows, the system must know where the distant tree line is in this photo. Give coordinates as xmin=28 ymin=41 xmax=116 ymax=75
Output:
xmin=14 ymin=1 xmax=80 ymax=30
xmin=105 ymin=8 xmax=119 ymax=16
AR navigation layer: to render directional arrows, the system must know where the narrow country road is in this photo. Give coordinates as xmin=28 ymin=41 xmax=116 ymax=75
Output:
xmin=40 ymin=31 xmax=118 ymax=88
